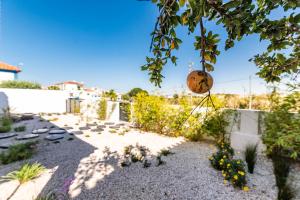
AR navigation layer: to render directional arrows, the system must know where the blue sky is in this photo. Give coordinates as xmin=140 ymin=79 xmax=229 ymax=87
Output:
xmin=0 ymin=0 xmax=273 ymax=95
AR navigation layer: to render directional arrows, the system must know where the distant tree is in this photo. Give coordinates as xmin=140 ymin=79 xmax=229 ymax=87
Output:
xmin=173 ymin=93 xmax=179 ymax=99
xmin=47 ymin=85 xmax=60 ymax=90
xmin=121 ymin=94 xmax=130 ymax=101
xmin=0 ymin=80 xmax=41 ymax=89
xmin=104 ymin=89 xmax=118 ymax=101
xmin=127 ymin=88 xmax=149 ymax=98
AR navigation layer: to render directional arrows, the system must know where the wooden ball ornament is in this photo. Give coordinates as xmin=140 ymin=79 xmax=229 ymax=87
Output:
xmin=186 ymin=70 xmax=213 ymax=94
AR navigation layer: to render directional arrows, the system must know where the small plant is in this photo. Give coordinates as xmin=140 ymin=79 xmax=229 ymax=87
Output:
xmin=278 ymin=183 xmax=295 ymax=200
xmin=156 ymin=155 xmax=165 ymax=166
xmin=85 ymin=135 xmax=90 ymax=137
xmin=0 ymin=142 xmax=37 ymax=164
xmin=159 ymin=149 xmax=174 ymax=156
xmin=109 ymin=130 xmax=117 ymax=133
xmin=2 ymin=162 xmax=45 ymax=200
xmin=244 ymin=144 xmax=258 ymax=174
xmin=143 ymin=159 xmax=151 ymax=168
xmin=14 ymin=126 xmax=26 ymax=132
xmin=223 ymin=159 xmax=247 ymax=189
xmin=0 ymin=117 xmax=12 ymax=133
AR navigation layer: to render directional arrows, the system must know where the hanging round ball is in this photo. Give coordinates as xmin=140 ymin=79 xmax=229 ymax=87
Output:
xmin=186 ymin=70 xmax=213 ymax=94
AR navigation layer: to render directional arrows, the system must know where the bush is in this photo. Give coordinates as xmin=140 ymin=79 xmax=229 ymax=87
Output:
xmin=223 ymin=159 xmax=247 ymax=189
xmin=202 ymin=109 xmax=235 ymax=142
xmin=0 ymin=117 xmax=12 ymax=133
xmin=0 ymin=80 xmax=41 ymax=89
xmin=244 ymin=144 xmax=257 ymax=174
xmin=263 ymin=92 xmax=300 ymax=159
xmin=14 ymin=126 xmax=26 ymax=132
xmin=0 ymin=142 xmax=37 ymax=164
xmin=3 ymin=162 xmax=45 ymax=184
xmin=98 ymin=99 xmax=107 ymax=120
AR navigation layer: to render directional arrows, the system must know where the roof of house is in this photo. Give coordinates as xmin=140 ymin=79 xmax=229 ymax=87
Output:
xmin=56 ymin=81 xmax=84 ymax=86
xmin=0 ymin=62 xmax=21 ymax=73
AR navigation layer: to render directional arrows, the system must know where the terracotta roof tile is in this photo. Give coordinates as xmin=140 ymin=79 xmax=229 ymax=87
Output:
xmin=0 ymin=62 xmax=21 ymax=72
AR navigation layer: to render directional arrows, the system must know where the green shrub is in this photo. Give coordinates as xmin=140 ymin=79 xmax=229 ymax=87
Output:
xmin=0 ymin=142 xmax=37 ymax=164
xmin=223 ymin=159 xmax=247 ymax=189
xmin=0 ymin=80 xmax=41 ymax=89
xmin=263 ymin=92 xmax=300 ymax=159
xmin=0 ymin=117 xmax=12 ymax=133
xmin=3 ymin=162 xmax=45 ymax=184
xmin=98 ymin=99 xmax=107 ymax=120
xmin=202 ymin=109 xmax=235 ymax=142
xmin=244 ymin=144 xmax=257 ymax=174
xmin=14 ymin=126 xmax=26 ymax=132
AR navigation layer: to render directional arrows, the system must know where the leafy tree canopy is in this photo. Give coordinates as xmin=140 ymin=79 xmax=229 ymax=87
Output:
xmin=0 ymin=80 xmax=41 ymax=89
xmin=142 ymin=0 xmax=299 ymax=87
xmin=128 ymin=88 xmax=149 ymax=97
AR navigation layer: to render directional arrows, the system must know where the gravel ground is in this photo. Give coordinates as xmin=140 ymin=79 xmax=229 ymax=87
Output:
xmin=0 ymin=114 xmax=281 ymax=200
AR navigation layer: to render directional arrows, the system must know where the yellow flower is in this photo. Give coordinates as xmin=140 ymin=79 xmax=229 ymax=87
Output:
xmin=223 ymin=155 xmax=226 ymax=159
xmin=243 ymin=186 xmax=249 ymax=192
xmin=234 ymin=175 xmax=238 ymax=180
xmin=222 ymin=173 xmax=226 ymax=177
xmin=239 ymin=171 xmax=245 ymax=176
xmin=224 ymin=180 xmax=228 ymax=185
xmin=209 ymin=157 xmax=213 ymax=160
xmin=237 ymin=161 xmax=241 ymax=164
xmin=227 ymin=163 xmax=231 ymax=168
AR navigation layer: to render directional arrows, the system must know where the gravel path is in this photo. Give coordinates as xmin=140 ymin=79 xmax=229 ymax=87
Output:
xmin=0 ymin=115 xmax=279 ymax=200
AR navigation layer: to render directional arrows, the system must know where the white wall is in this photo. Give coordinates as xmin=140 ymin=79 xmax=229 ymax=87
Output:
xmin=0 ymin=71 xmax=15 ymax=81
xmin=229 ymin=109 xmax=266 ymax=153
xmin=0 ymin=89 xmax=70 ymax=114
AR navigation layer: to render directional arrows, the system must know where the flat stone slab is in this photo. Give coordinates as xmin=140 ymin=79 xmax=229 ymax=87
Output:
xmin=21 ymin=113 xmax=35 ymax=121
xmin=109 ymin=126 xmax=120 ymax=129
xmin=72 ymin=131 xmax=83 ymax=135
xmin=32 ymin=128 xmax=49 ymax=134
xmin=45 ymin=135 xmax=64 ymax=141
xmin=63 ymin=127 xmax=73 ymax=130
xmin=91 ymin=128 xmax=104 ymax=132
xmin=79 ymin=127 xmax=90 ymax=130
xmin=0 ymin=133 xmax=17 ymax=140
xmin=16 ymin=134 xmax=39 ymax=140
xmin=0 ymin=142 xmax=16 ymax=149
xmin=49 ymin=130 xmax=66 ymax=134
xmin=97 ymin=125 xmax=106 ymax=129
xmin=104 ymin=122 xmax=115 ymax=125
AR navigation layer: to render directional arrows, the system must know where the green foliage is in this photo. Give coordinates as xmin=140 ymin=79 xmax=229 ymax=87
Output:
xmin=143 ymin=0 xmax=299 ymax=86
xmin=0 ymin=117 xmax=12 ymax=133
xmin=3 ymin=162 xmax=45 ymax=184
xmin=104 ymin=89 xmax=117 ymax=101
xmin=202 ymin=109 xmax=234 ymax=142
xmin=47 ymin=85 xmax=60 ymax=90
xmin=263 ymin=92 xmax=300 ymax=159
xmin=0 ymin=142 xmax=37 ymax=164
xmin=133 ymin=93 xmax=169 ymax=134
xmin=210 ymin=141 xmax=247 ymax=189
xmin=159 ymin=149 xmax=174 ymax=156
xmin=98 ymin=98 xmax=107 ymax=120
xmin=244 ymin=144 xmax=257 ymax=174
xmin=271 ymin=151 xmax=295 ymax=200
xmin=14 ymin=126 xmax=26 ymax=132
xmin=127 ymin=88 xmax=148 ymax=98
xmin=0 ymin=80 xmax=41 ymax=89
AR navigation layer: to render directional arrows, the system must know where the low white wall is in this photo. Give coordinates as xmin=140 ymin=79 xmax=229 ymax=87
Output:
xmin=229 ymin=109 xmax=265 ymax=153
xmin=0 ymin=88 xmax=70 ymax=114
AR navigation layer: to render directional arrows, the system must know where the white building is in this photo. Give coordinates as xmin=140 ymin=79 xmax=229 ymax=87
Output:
xmin=0 ymin=62 xmax=21 ymax=82
xmin=54 ymin=81 xmax=84 ymax=91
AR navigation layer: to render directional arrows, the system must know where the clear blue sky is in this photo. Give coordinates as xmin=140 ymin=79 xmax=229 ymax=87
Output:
xmin=0 ymin=0 xmax=274 ymax=95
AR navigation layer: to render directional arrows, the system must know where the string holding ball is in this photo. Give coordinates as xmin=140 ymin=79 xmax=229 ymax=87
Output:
xmin=186 ymin=70 xmax=213 ymax=94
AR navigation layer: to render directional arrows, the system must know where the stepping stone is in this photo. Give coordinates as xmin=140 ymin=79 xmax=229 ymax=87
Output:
xmin=109 ymin=126 xmax=120 ymax=129
xmin=45 ymin=135 xmax=64 ymax=141
xmin=0 ymin=133 xmax=17 ymax=140
xmin=87 ymin=123 xmax=96 ymax=127
xmin=21 ymin=113 xmax=34 ymax=121
xmin=63 ymin=127 xmax=73 ymax=130
xmin=49 ymin=130 xmax=66 ymax=134
xmin=91 ymin=128 xmax=104 ymax=132
xmin=16 ymin=134 xmax=39 ymax=140
xmin=97 ymin=125 xmax=106 ymax=129
xmin=32 ymin=128 xmax=49 ymax=134
xmin=79 ymin=127 xmax=90 ymax=130
xmin=72 ymin=131 xmax=83 ymax=135
xmin=0 ymin=142 xmax=19 ymax=149
xmin=104 ymin=122 xmax=114 ymax=125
